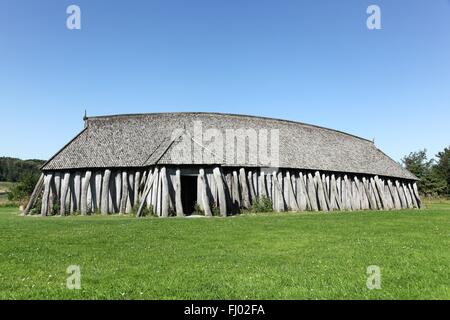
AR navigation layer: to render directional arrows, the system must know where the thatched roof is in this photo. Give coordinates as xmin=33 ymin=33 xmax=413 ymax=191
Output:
xmin=42 ymin=112 xmax=417 ymax=180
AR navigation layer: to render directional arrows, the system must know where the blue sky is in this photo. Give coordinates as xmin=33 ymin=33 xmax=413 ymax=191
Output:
xmin=1 ymin=0 xmax=449 ymax=162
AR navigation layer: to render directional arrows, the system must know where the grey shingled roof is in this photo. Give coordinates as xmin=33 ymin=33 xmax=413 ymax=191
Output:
xmin=42 ymin=112 xmax=417 ymax=180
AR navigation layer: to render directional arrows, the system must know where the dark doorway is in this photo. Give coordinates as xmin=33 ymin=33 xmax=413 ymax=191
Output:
xmin=181 ymin=175 xmax=197 ymax=215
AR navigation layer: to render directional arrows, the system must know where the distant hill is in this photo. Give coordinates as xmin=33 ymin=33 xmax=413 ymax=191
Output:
xmin=0 ymin=157 xmax=45 ymax=182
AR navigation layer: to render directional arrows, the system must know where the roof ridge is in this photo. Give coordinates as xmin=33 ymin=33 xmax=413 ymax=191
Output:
xmin=85 ymin=112 xmax=373 ymax=143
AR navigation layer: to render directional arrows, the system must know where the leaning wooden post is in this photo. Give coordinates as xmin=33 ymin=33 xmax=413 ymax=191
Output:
xmin=120 ymin=171 xmax=129 ymax=214
xmin=94 ymin=172 xmax=102 ymax=211
xmin=114 ymin=172 xmax=122 ymax=213
xmin=150 ymin=168 xmax=160 ymax=211
xmin=296 ymin=172 xmax=309 ymax=211
xmin=136 ymin=171 xmax=157 ymax=217
xmin=23 ymin=173 xmax=44 ymax=215
xmin=134 ymin=171 xmax=141 ymax=205
xmin=59 ymin=172 xmax=70 ymax=216
xmin=330 ymin=174 xmax=341 ymax=211
xmin=213 ymin=167 xmax=227 ymax=217
xmin=73 ymin=172 xmax=81 ymax=212
xmin=80 ymin=171 xmax=92 ymax=215
xmin=412 ymin=182 xmax=421 ymax=208
xmin=286 ymin=171 xmax=299 ymax=211
xmin=126 ymin=172 xmax=135 ymax=213
xmin=100 ymin=169 xmax=111 ymax=214
xmin=259 ymin=172 xmax=267 ymax=198
xmin=199 ymin=169 xmax=212 ymax=216
xmin=374 ymin=176 xmax=387 ymax=210
xmin=239 ymin=168 xmax=251 ymax=209
xmin=41 ymin=173 xmax=53 ymax=216
xmin=247 ymin=170 xmax=256 ymax=204
xmin=314 ymin=171 xmax=328 ymax=211
xmin=307 ymin=173 xmax=318 ymax=211
xmin=174 ymin=169 xmax=184 ymax=217
xmin=160 ymin=167 xmax=169 ymax=217
xmin=232 ymin=171 xmax=240 ymax=209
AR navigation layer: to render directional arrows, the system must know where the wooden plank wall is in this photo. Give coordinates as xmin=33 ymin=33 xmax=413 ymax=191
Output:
xmin=26 ymin=166 xmax=422 ymax=217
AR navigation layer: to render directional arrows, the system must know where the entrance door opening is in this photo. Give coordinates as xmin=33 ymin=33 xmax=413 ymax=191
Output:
xmin=181 ymin=175 xmax=197 ymax=215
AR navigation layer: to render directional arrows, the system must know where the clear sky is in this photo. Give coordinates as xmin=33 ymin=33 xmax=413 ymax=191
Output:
xmin=1 ymin=0 xmax=449 ymax=162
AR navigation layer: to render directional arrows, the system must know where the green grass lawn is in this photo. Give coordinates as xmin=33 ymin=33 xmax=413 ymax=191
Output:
xmin=0 ymin=202 xmax=449 ymax=300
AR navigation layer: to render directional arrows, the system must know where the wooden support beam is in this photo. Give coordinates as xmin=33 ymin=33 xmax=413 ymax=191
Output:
xmin=412 ymin=182 xmax=421 ymax=208
xmin=59 ymin=172 xmax=70 ymax=216
xmin=41 ymin=173 xmax=53 ymax=216
xmin=253 ymin=171 xmax=258 ymax=199
xmin=272 ymin=171 xmax=284 ymax=212
xmin=402 ymin=182 xmax=413 ymax=208
xmin=199 ymin=169 xmax=212 ymax=216
xmin=174 ymin=169 xmax=184 ymax=217
xmin=387 ymin=179 xmax=401 ymax=209
xmin=395 ymin=180 xmax=407 ymax=209
xmin=330 ymin=174 xmax=341 ymax=210
xmin=374 ymin=176 xmax=386 ymax=210
xmin=134 ymin=171 xmax=141 ymax=205
xmin=119 ymin=171 xmax=128 ymax=214
xmin=248 ymin=170 xmax=256 ymax=204
xmin=86 ymin=177 xmax=92 ymax=214
xmin=352 ymin=176 xmax=362 ymax=210
xmin=213 ymin=167 xmax=227 ymax=217
xmin=94 ymin=172 xmax=102 ymax=211
xmin=315 ymin=171 xmax=328 ymax=211
xmin=54 ymin=173 xmax=61 ymax=205
xmin=307 ymin=173 xmax=318 ymax=211
xmin=224 ymin=172 xmax=234 ymax=214
xmin=23 ymin=173 xmax=45 ymax=216
xmin=296 ymin=172 xmax=309 ymax=211
xmin=232 ymin=171 xmax=240 ymax=209
xmin=362 ymin=177 xmax=376 ymax=210
xmin=100 ymin=169 xmax=111 ymax=215
xmin=136 ymin=170 xmax=157 ymax=217
xmin=259 ymin=172 xmax=267 ymax=198
xmin=239 ymin=168 xmax=251 ymax=209
xmin=126 ymin=172 xmax=134 ymax=213
xmin=151 ymin=168 xmax=160 ymax=213
xmin=286 ymin=171 xmax=299 ymax=211
xmin=160 ymin=167 xmax=169 ymax=217
xmin=322 ymin=173 xmax=331 ymax=210
xmin=113 ymin=172 xmax=122 ymax=213
xmin=342 ymin=175 xmax=350 ymax=210
xmin=72 ymin=172 xmax=81 ymax=212
xmin=80 ymin=171 xmax=92 ymax=215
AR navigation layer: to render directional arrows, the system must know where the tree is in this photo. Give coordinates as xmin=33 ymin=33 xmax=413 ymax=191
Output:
xmin=401 ymin=149 xmax=447 ymax=196
xmin=435 ymin=146 xmax=450 ymax=195
xmin=8 ymin=172 xmax=40 ymax=204
xmin=401 ymin=150 xmax=431 ymax=179
xmin=0 ymin=157 xmax=44 ymax=182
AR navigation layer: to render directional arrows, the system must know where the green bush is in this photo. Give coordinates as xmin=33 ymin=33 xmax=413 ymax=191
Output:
xmin=211 ymin=203 xmax=220 ymax=216
xmin=140 ymin=205 xmax=155 ymax=217
xmin=250 ymin=196 xmax=273 ymax=213
xmin=7 ymin=172 xmax=40 ymax=205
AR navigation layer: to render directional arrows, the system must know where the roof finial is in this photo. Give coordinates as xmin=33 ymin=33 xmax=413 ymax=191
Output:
xmin=83 ymin=109 xmax=88 ymax=121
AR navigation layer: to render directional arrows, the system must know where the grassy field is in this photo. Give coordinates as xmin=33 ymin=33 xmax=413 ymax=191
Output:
xmin=0 ymin=201 xmax=449 ymax=300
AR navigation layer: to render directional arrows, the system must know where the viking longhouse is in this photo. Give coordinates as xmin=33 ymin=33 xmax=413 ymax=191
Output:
xmin=24 ymin=112 xmax=420 ymax=217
